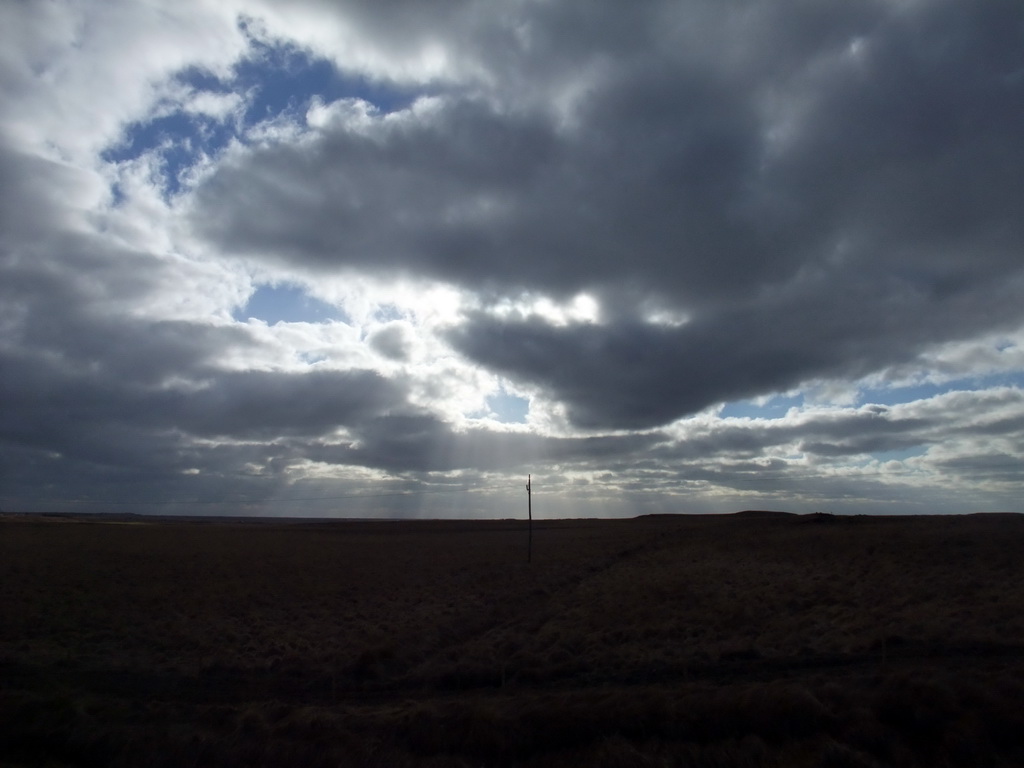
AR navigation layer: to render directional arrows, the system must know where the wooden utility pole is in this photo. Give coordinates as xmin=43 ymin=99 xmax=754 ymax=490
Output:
xmin=526 ymin=474 xmax=532 ymax=563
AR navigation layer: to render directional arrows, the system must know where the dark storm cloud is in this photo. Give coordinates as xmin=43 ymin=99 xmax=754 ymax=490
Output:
xmin=0 ymin=346 xmax=404 ymax=462
xmin=174 ymin=369 xmax=403 ymax=439
xmin=0 ymin=308 xmax=655 ymax=500
xmin=192 ymin=97 xmax=562 ymax=292
xmin=447 ymin=263 xmax=1022 ymax=429
xmin=194 ymin=0 xmax=1024 ymax=299
xmin=0 ymin=339 xmax=414 ymax=508
xmin=190 ymin=0 xmax=1024 ymax=429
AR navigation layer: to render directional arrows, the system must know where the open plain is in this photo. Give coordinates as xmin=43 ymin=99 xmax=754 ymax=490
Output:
xmin=2 ymin=511 xmax=1024 ymax=766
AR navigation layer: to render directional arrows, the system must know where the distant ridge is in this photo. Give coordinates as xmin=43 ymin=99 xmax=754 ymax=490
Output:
xmin=633 ymin=511 xmax=797 ymax=521
xmin=733 ymin=510 xmax=795 ymax=518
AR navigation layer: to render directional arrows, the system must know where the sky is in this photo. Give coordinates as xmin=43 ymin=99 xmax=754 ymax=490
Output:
xmin=2 ymin=0 xmax=1023 ymax=518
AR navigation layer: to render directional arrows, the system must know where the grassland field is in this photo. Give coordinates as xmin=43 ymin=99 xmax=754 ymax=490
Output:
xmin=2 ymin=511 xmax=1024 ymax=767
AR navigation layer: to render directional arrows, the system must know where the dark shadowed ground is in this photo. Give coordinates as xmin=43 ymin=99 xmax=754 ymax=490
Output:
xmin=2 ymin=511 xmax=1024 ymax=766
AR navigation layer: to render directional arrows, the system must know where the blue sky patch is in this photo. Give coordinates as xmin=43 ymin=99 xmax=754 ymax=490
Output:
xmin=233 ymin=284 xmax=347 ymax=325
xmin=103 ymin=111 xmax=234 ymax=197
xmin=488 ymin=390 xmax=530 ymax=423
xmin=858 ymin=372 xmax=1024 ymax=407
xmin=230 ymin=29 xmax=418 ymax=125
xmin=103 ymin=32 xmax=420 ymax=199
xmin=720 ymin=372 xmax=1024 ymax=421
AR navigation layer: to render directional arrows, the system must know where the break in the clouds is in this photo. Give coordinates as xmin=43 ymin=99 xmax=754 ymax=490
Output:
xmin=2 ymin=1 xmax=1023 ymax=517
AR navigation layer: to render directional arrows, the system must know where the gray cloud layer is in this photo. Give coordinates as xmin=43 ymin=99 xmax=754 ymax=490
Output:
xmin=2 ymin=0 xmax=1023 ymax=515
xmin=190 ymin=0 xmax=1024 ymax=429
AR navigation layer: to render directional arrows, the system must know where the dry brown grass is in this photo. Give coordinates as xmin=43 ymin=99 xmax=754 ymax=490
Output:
xmin=2 ymin=512 xmax=1024 ymax=766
